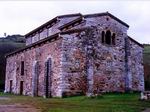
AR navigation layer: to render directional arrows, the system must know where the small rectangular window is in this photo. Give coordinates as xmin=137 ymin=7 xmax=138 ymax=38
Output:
xmin=10 ymin=80 xmax=13 ymax=93
xmin=21 ymin=61 xmax=24 ymax=75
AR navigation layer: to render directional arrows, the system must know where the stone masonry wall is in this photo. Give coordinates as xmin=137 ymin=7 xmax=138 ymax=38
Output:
xmin=60 ymin=30 xmax=127 ymax=96
xmin=60 ymin=15 xmax=144 ymax=96
xmin=5 ymin=38 xmax=63 ymax=97
xmin=60 ymin=32 xmax=87 ymax=96
xmin=5 ymin=14 xmax=144 ymax=97
xmin=60 ymin=15 xmax=130 ymax=96
xmin=129 ymin=40 xmax=144 ymax=91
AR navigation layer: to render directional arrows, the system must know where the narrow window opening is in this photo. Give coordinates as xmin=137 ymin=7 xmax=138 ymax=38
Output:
xmin=102 ymin=31 xmax=105 ymax=43
xmin=10 ymin=80 xmax=13 ymax=93
xmin=21 ymin=61 xmax=24 ymax=76
xmin=44 ymin=58 xmax=52 ymax=98
xmin=105 ymin=30 xmax=111 ymax=45
xmin=106 ymin=17 xmax=109 ymax=21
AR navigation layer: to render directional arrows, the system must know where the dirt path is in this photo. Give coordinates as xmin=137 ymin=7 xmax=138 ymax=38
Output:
xmin=142 ymin=108 xmax=150 ymax=112
xmin=0 ymin=104 xmax=40 ymax=112
xmin=0 ymin=97 xmax=40 ymax=112
xmin=0 ymin=97 xmax=10 ymax=100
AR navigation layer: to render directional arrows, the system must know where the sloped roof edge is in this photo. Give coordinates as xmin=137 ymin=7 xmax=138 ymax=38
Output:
xmin=58 ymin=16 xmax=83 ymax=30
xmin=128 ymin=36 xmax=143 ymax=48
xmin=84 ymin=12 xmax=129 ymax=28
xmin=6 ymin=28 xmax=87 ymax=58
xmin=25 ymin=13 xmax=82 ymax=37
xmin=25 ymin=12 xmax=129 ymax=38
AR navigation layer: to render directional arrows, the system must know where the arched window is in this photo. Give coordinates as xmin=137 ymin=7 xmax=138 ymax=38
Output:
xmin=101 ymin=30 xmax=116 ymax=46
xmin=112 ymin=33 xmax=116 ymax=45
xmin=101 ymin=31 xmax=105 ymax=43
xmin=105 ymin=30 xmax=111 ymax=45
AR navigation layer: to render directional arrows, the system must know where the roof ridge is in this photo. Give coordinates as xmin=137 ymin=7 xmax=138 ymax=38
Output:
xmin=83 ymin=12 xmax=129 ymax=28
xmin=25 ymin=13 xmax=83 ymax=37
xmin=25 ymin=12 xmax=129 ymax=38
xmin=58 ymin=16 xmax=84 ymax=30
xmin=25 ymin=17 xmax=58 ymax=37
xmin=57 ymin=13 xmax=82 ymax=18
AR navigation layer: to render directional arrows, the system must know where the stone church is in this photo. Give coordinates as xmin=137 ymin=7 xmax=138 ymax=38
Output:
xmin=5 ymin=12 xmax=144 ymax=98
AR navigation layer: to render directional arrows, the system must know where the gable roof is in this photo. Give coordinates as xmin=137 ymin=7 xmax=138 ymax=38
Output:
xmin=25 ymin=12 xmax=129 ymax=38
xmin=84 ymin=12 xmax=129 ymax=28
xmin=25 ymin=13 xmax=82 ymax=37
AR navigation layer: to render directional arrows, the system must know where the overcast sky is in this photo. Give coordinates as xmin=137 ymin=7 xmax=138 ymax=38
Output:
xmin=0 ymin=1 xmax=149 ymax=44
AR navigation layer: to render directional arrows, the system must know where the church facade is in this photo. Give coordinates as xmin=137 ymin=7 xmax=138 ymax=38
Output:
xmin=5 ymin=12 xmax=144 ymax=97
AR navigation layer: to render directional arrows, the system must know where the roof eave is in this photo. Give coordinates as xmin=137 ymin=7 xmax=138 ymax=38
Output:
xmin=6 ymin=27 xmax=87 ymax=58
xmin=25 ymin=13 xmax=82 ymax=38
xmin=128 ymin=36 xmax=144 ymax=48
xmin=25 ymin=17 xmax=58 ymax=38
xmin=84 ymin=12 xmax=129 ymax=28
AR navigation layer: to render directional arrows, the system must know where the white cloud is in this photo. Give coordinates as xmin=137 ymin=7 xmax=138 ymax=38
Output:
xmin=0 ymin=1 xmax=149 ymax=43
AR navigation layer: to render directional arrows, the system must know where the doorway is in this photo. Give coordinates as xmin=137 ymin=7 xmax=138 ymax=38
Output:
xmin=32 ymin=61 xmax=39 ymax=97
xmin=9 ymin=80 xmax=13 ymax=93
xmin=44 ymin=58 xmax=52 ymax=98
xmin=20 ymin=81 xmax=24 ymax=95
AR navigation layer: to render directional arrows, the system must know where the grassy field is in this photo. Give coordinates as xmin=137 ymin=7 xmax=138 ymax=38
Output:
xmin=0 ymin=92 xmax=150 ymax=112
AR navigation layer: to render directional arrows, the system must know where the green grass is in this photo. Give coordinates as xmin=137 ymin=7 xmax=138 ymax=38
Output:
xmin=0 ymin=93 xmax=150 ymax=112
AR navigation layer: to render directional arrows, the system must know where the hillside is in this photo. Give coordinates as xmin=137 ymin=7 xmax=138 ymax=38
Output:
xmin=0 ymin=35 xmax=25 ymax=91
